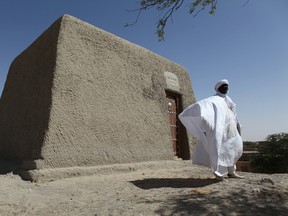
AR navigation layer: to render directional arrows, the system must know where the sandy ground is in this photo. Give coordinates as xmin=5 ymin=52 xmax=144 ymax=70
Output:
xmin=0 ymin=160 xmax=288 ymax=216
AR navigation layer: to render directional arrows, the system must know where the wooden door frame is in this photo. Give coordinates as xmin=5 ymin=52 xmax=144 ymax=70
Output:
xmin=165 ymin=91 xmax=190 ymax=160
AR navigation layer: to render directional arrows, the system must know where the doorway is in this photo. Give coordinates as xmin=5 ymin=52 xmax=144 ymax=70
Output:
xmin=165 ymin=91 xmax=190 ymax=160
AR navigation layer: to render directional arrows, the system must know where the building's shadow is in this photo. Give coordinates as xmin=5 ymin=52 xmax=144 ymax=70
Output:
xmin=0 ymin=160 xmax=20 ymax=175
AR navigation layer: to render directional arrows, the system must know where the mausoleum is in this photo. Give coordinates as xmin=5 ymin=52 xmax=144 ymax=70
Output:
xmin=0 ymin=15 xmax=196 ymax=181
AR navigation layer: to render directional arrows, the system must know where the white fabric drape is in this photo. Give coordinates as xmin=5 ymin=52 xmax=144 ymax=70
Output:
xmin=179 ymin=95 xmax=243 ymax=176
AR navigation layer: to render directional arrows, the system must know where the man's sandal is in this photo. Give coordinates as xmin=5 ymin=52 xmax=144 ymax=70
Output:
xmin=228 ymin=173 xmax=245 ymax=179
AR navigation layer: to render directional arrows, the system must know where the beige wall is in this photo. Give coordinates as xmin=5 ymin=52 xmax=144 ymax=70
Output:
xmin=0 ymin=15 xmax=195 ymax=175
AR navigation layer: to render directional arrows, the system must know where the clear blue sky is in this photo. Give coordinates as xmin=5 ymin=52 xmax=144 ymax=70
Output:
xmin=0 ymin=0 xmax=287 ymax=141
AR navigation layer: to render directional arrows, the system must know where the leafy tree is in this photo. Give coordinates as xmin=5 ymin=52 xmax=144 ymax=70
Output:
xmin=126 ymin=0 xmax=217 ymax=41
xmin=252 ymin=133 xmax=288 ymax=173
xmin=126 ymin=0 xmax=249 ymax=41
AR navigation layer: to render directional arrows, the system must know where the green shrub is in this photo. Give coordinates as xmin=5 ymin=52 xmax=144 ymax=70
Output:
xmin=251 ymin=133 xmax=288 ymax=173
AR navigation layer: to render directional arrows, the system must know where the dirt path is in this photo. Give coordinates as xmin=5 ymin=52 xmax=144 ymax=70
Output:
xmin=0 ymin=161 xmax=288 ymax=216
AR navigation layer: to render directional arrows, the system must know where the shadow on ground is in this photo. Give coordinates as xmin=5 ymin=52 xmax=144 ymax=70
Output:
xmin=131 ymin=177 xmax=288 ymax=216
xmin=155 ymin=188 xmax=288 ymax=216
xmin=131 ymin=177 xmax=219 ymax=189
xmin=0 ymin=160 xmax=19 ymax=175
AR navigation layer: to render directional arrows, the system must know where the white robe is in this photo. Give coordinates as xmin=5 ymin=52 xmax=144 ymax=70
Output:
xmin=179 ymin=95 xmax=243 ymax=175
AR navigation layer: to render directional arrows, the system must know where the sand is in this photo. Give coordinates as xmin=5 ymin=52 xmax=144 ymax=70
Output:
xmin=0 ymin=160 xmax=288 ymax=216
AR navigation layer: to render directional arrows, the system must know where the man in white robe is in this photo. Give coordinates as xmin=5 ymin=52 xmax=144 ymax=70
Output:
xmin=178 ymin=79 xmax=244 ymax=180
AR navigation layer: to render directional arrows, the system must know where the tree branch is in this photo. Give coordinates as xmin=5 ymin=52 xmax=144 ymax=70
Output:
xmin=126 ymin=0 xmax=219 ymax=41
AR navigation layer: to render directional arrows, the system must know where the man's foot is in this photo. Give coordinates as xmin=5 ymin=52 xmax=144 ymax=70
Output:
xmin=228 ymin=173 xmax=245 ymax=179
xmin=214 ymin=173 xmax=224 ymax=181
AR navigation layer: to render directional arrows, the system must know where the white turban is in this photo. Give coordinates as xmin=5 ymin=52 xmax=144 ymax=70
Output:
xmin=215 ymin=79 xmax=229 ymax=92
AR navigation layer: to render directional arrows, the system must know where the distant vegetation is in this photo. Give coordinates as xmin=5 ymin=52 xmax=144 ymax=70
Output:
xmin=251 ymin=133 xmax=288 ymax=173
xmin=243 ymin=141 xmax=261 ymax=151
